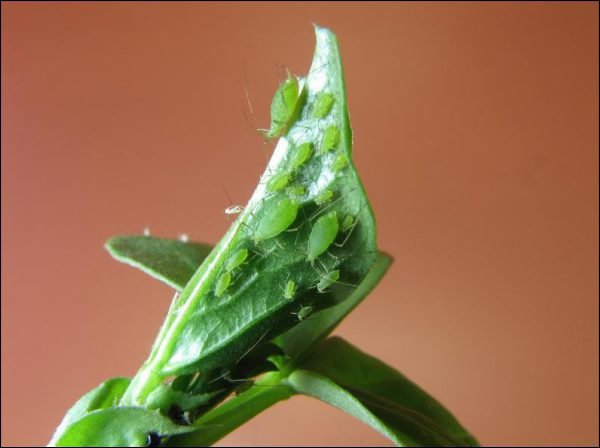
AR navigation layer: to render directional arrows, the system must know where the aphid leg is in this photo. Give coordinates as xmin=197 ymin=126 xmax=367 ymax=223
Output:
xmin=334 ymin=218 xmax=358 ymax=248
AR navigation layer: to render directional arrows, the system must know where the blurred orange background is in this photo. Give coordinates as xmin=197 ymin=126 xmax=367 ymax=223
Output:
xmin=2 ymin=2 xmax=598 ymax=446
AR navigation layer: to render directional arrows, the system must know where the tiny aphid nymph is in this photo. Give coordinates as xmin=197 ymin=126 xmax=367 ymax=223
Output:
xmin=317 ymin=269 xmax=340 ymax=293
xmin=290 ymin=142 xmax=313 ymax=170
xmin=314 ymin=189 xmax=334 ymax=206
xmin=267 ymin=172 xmax=292 ymax=193
xmin=341 ymin=214 xmax=355 ymax=233
xmin=226 ymin=248 xmax=249 ymax=272
xmin=293 ymin=305 xmax=313 ymax=321
xmin=312 ymin=92 xmax=335 ymax=118
xmin=307 ymin=211 xmax=339 ymax=262
xmin=332 ymin=152 xmax=348 ymax=172
xmin=215 ymin=272 xmax=232 ymax=297
xmin=320 ymin=125 xmax=340 ymax=154
xmin=287 ymin=185 xmax=306 ymax=198
xmin=284 ymin=279 xmax=297 ymax=299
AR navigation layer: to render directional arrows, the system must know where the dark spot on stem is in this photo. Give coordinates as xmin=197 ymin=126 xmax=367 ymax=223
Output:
xmin=146 ymin=432 xmax=162 ymax=447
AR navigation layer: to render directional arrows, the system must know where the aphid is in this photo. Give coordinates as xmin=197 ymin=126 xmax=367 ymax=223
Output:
xmin=320 ymin=125 xmax=340 ymax=154
xmin=284 ymin=279 xmax=297 ymax=299
xmin=226 ymin=248 xmax=249 ymax=272
xmin=254 ymin=197 xmax=299 ymax=242
xmin=307 ymin=211 xmax=339 ymax=262
xmin=261 ymin=73 xmax=305 ymax=140
xmin=289 ymin=142 xmax=313 ymax=170
xmin=312 ymin=92 xmax=335 ymax=118
xmin=225 ymin=205 xmax=244 ymax=215
xmin=314 ymin=189 xmax=334 ymax=206
xmin=341 ymin=214 xmax=355 ymax=233
xmin=267 ymin=172 xmax=292 ymax=193
xmin=317 ymin=269 xmax=340 ymax=293
xmin=215 ymin=271 xmax=232 ymax=297
xmin=332 ymin=152 xmax=348 ymax=172
xmin=292 ymin=304 xmax=313 ymax=321
xmin=286 ymin=185 xmax=306 ymax=198
xmin=145 ymin=432 xmax=162 ymax=447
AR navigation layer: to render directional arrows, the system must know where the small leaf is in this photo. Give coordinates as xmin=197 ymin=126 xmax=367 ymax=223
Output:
xmin=290 ymin=338 xmax=479 ymax=447
xmin=50 ymin=406 xmax=196 ymax=447
xmin=105 ymin=236 xmax=212 ymax=291
xmin=48 ymin=377 xmax=130 ymax=446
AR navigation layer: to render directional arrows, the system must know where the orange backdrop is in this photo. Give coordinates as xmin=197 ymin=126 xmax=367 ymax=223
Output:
xmin=2 ymin=2 xmax=598 ymax=446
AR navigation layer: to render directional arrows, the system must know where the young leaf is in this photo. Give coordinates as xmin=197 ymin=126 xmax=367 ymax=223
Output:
xmin=106 ymin=236 xmax=212 ymax=291
xmin=48 ymin=377 xmax=131 ymax=446
xmin=49 ymin=407 xmax=196 ymax=447
xmin=290 ymin=338 xmax=479 ymax=447
xmin=122 ymin=25 xmax=378 ymax=404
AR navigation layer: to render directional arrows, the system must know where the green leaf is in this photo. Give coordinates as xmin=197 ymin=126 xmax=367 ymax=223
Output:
xmin=123 ymin=25 xmax=379 ymax=404
xmin=289 ymin=338 xmax=479 ymax=447
xmin=275 ymin=251 xmax=393 ymax=368
xmin=48 ymin=377 xmax=131 ymax=446
xmin=165 ymin=372 xmax=294 ymax=447
xmin=50 ymin=407 xmax=196 ymax=447
xmin=106 ymin=236 xmax=212 ymax=291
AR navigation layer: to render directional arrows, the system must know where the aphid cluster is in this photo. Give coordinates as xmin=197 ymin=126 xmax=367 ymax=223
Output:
xmin=213 ymin=72 xmax=358 ymax=319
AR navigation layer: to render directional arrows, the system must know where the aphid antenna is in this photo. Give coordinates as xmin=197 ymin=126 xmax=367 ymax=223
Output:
xmin=234 ymin=330 xmax=269 ymax=365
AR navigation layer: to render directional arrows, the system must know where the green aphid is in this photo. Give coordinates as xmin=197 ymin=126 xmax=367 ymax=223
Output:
xmin=294 ymin=305 xmax=313 ymax=321
xmin=262 ymin=74 xmax=305 ymax=140
xmin=317 ymin=269 xmax=340 ymax=293
xmin=284 ymin=279 xmax=297 ymax=299
xmin=332 ymin=152 xmax=348 ymax=172
xmin=320 ymin=125 xmax=340 ymax=154
xmin=226 ymin=248 xmax=249 ymax=272
xmin=307 ymin=211 xmax=339 ymax=262
xmin=290 ymin=142 xmax=313 ymax=170
xmin=341 ymin=214 xmax=355 ymax=233
xmin=267 ymin=172 xmax=291 ymax=192
xmin=215 ymin=271 xmax=232 ymax=297
xmin=312 ymin=92 xmax=335 ymax=118
xmin=287 ymin=185 xmax=306 ymax=198
xmin=255 ymin=197 xmax=299 ymax=242
xmin=314 ymin=189 xmax=334 ymax=206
